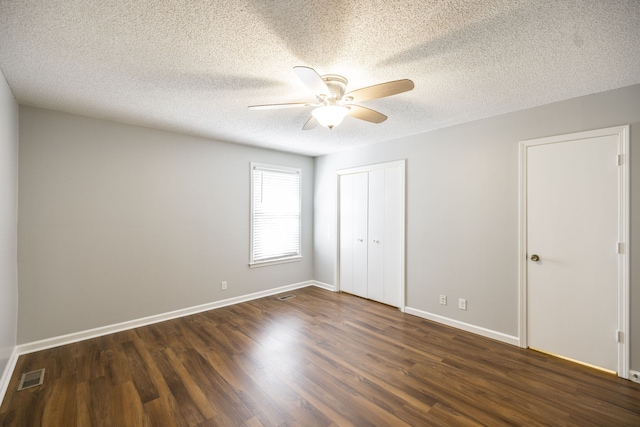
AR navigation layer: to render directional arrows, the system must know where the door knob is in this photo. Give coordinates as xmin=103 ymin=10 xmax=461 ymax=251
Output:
xmin=530 ymin=254 xmax=540 ymax=262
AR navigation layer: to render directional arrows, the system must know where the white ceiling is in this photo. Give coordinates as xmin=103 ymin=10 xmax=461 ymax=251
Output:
xmin=1 ymin=0 xmax=639 ymax=157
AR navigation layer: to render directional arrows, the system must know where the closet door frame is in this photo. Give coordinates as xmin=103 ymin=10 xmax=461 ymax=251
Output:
xmin=336 ymin=160 xmax=406 ymax=311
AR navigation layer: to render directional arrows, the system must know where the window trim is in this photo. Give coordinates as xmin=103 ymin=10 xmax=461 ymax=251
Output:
xmin=249 ymin=162 xmax=302 ymax=268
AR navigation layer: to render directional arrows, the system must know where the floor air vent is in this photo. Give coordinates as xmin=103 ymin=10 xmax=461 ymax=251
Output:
xmin=277 ymin=294 xmax=295 ymax=301
xmin=18 ymin=368 xmax=45 ymax=391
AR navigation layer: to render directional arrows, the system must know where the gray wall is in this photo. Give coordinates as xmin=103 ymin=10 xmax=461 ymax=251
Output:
xmin=314 ymin=84 xmax=640 ymax=371
xmin=0 ymin=71 xmax=18 ymax=380
xmin=17 ymin=107 xmax=314 ymax=344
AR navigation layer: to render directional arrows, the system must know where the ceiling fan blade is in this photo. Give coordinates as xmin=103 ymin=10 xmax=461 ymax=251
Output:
xmin=302 ymin=116 xmax=319 ymax=130
xmin=346 ymin=79 xmax=414 ymax=102
xmin=293 ymin=66 xmax=329 ymax=95
xmin=248 ymin=102 xmax=314 ymax=110
xmin=346 ymin=105 xmax=388 ymax=124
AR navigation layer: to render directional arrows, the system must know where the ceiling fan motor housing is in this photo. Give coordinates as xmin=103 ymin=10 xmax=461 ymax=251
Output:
xmin=321 ymin=74 xmax=348 ymax=102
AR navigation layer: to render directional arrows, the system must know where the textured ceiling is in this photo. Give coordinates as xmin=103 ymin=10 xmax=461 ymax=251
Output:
xmin=1 ymin=0 xmax=639 ymax=156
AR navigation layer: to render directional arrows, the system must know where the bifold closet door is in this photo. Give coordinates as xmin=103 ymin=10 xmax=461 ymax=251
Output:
xmin=340 ymin=166 xmax=403 ymax=307
xmin=339 ymin=174 xmax=355 ymax=295
xmin=367 ymin=169 xmax=384 ymax=302
xmin=367 ymin=167 xmax=402 ymax=307
xmin=339 ymin=172 xmax=368 ymax=299
xmin=382 ymin=166 xmax=402 ymax=307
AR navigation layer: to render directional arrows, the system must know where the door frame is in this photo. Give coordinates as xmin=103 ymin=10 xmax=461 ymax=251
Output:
xmin=336 ymin=160 xmax=406 ymax=311
xmin=518 ymin=125 xmax=629 ymax=378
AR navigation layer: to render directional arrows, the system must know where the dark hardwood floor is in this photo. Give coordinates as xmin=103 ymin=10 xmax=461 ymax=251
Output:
xmin=1 ymin=286 xmax=639 ymax=426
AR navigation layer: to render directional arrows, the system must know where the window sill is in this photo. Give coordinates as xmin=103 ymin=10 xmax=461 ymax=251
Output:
xmin=249 ymin=256 xmax=303 ymax=268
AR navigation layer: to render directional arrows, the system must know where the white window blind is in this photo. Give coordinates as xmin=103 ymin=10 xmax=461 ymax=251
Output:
xmin=250 ymin=163 xmax=301 ymax=266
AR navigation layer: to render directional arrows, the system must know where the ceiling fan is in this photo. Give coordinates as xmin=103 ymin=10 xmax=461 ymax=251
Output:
xmin=249 ymin=66 xmax=414 ymax=130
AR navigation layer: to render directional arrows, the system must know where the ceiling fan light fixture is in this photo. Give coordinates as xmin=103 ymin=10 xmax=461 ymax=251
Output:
xmin=312 ymin=105 xmax=349 ymax=129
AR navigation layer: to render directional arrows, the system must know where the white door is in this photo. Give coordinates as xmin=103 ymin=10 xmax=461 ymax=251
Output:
xmin=339 ymin=174 xmax=355 ymax=295
xmin=339 ymin=172 xmax=369 ymax=299
xmin=352 ymin=172 xmax=369 ymax=298
xmin=338 ymin=160 xmax=406 ymax=310
xmin=526 ymin=133 xmax=621 ymax=372
xmin=367 ymin=169 xmax=385 ymax=302
xmin=383 ymin=167 xmax=403 ymax=307
xmin=366 ymin=167 xmax=404 ymax=306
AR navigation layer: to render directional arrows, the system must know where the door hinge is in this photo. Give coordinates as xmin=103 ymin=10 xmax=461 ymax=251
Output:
xmin=617 ymin=242 xmax=624 ymax=254
xmin=617 ymin=330 xmax=624 ymax=343
xmin=617 ymin=154 xmax=624 ymax=166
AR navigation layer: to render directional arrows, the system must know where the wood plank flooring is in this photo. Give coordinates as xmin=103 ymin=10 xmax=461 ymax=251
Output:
xmin=1 ymin=286 xmax=639 ymax=426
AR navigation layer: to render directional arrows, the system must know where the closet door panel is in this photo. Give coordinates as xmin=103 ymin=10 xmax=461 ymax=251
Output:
xmin=352 ymin=172 xmax=369 ymax=298
xmin=383 ymin=167 xmax=403 ymax=307
xmin=367 ymin=169 xmax=385 ymax=303
xmin=339 ymin=174 xmax=355 ymax=294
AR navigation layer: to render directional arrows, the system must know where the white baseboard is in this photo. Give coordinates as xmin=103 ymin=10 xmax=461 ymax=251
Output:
xmin=404 ymin=306 xmax=520 ymax=346
xmin=630 ymin=370 xmax=640 ymax=384
xmin=0 ymin=346 xmax=19 ymax=407
xmin=17 ymin=280 xmax=322 ymax=356
xmin=310 ymin=280 xmax=335 ymax=292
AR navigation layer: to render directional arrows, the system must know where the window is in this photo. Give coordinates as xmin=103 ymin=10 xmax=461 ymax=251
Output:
xmin=250 ymin=163 xmax=302 ymax=267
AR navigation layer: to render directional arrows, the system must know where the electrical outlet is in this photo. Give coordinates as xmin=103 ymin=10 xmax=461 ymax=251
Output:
xmin=221 ymin=281 xmax=227 ymax=290
xmin=458 ymin=298 xmax=467 ymax=310
xmin=439 ymin=295 xmax=447 ymax=305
